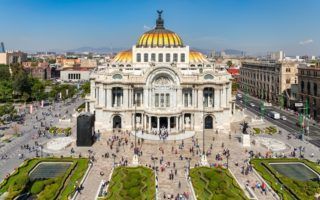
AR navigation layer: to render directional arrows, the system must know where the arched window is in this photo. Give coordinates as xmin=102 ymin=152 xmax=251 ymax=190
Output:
xmin=307 ymin=81 xmax=311 ymax=95
xmin=144 ymin=53 xmax=148 ymax=62
xmin=314 ymin=83 xmax=317 ymax=96
xmin=136 ymin=53 xmax=141 ymax=62
xmin=113 ymin=115 xmax=121 ymax=129
xmin=112 ymin=74 xmax=122 ymax=80
xmin=204 ymin=74 xmax=214 ymax=80
xmin=204 ymin=116 xmax=213 ymax=129
xmin=301 ymin=81 xmax=304 ymax=92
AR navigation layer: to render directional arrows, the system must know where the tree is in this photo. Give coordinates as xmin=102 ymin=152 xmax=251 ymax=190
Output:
xmin=0 ymin=80 xmax=13 ymax=102
xmin=31 ymin=78 xmax=46 ymax=101
xmin=226 ymin=60 xmax=233 ymax=67
xmin=80 ymin=81 xmax=90 ymax=97
xmin=0 ymin=64 xmax=11 ymax=81
xmin=12 ymin=70 xmax=31 ymax=96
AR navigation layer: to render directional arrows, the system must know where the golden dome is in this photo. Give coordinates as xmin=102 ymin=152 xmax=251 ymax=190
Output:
xmin=189 ymin=51 xmax=208 ymax=63
xmin=137 ymin=11 xmax=183 ymax=48
xmin=112 ymin=50 xmax=132 ymax=63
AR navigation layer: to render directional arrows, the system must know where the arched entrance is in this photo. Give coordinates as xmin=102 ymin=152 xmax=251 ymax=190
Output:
xmin=204 ymin=116 xmax=213 ymax=129
xmin=113 ymin=115 xmax=121 ymax=129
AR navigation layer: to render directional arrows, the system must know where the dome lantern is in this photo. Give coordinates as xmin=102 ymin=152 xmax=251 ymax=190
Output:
xmin=136 ymin=11 xmax=183 ymax=48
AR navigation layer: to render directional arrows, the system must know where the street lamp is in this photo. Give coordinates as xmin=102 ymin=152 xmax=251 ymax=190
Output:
xmin=201 ymin=97 xmax=208 ymax=166
xmin=132 ymin=85 xmax=139 ymax=166
xmin=151 ymin=156 xmax=158 ymax=170
xmin=112 ymin=153 xmax=116 ymax=166
xmin=226 ymin=152 xmax=230 ymax=169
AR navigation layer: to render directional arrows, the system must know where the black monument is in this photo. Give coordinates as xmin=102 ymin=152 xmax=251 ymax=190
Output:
xmin=77 ymin=113 xmax=94 ymax=146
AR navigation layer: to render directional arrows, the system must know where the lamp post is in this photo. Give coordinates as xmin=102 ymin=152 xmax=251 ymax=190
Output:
xmin=201 ymin=97 xmax=208 ymax=166
xmin=151 ymin=156 xmax=158 ymax=170
xmin=226 ymin=152 xmax=230 ymax=169
xmin=132 ymin=85 xmax=139 ymax=166
xmin=112 ymin=153 xmax=116 ymax=167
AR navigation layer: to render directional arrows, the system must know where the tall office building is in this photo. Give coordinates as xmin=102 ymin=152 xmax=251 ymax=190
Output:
xmin=0 ymin=42 xmax=5 ymax=53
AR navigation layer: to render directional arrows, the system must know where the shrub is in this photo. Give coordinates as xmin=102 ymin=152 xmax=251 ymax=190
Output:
xmin=30 ymin=181 xmax=45 ymax=195
xmin=7 ymin=173 xmax=29 ymax=198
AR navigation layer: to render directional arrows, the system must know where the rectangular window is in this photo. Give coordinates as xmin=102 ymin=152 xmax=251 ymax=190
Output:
xmin=180 ymin=53 xmax=185 ymax=62
xmin=166 ymin=93 xmax=170 ymax=107
xmin=151 ymin=53 xmax=156 ymax=62
xmin=105 ymin=89 xmax=107 ymax=107
xmin=136 ymin=93 xmax=141 ymax=106
xmin=160 ymin=93 xmax=165 ymax=107
xmin=184 ymin=93 xmax=188 ymax=107
xmin=173 ymin=53 xmax=178 ymax=62
xmin=144 ymin=53 xmax=148 ymax=62
xmin=155 ymin=94 xmax=159 ymax=107
xmin=166 ymin=53 xmax=170 ymax=62
xmin=136 ymin=53 xmax=141 ymax=62
xmin=158 ymin=53 xmax=163 ymax=62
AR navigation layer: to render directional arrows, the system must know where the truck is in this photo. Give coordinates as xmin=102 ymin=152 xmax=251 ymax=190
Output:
xmin=268 ymin=111 xmax=280 ymax=119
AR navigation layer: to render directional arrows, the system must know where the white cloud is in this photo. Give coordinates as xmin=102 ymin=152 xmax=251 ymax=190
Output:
xmin=299 ymin=39 xmax=313 ymax=45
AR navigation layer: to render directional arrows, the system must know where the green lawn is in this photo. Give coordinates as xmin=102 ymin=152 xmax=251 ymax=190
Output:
xmin=105 ymin=166 xmax=156 ymax=200
xmin=250 ymin=158 xmax=320 ymax=200
xmin=0 ymin=157 xmax=89 ymax=200
xmin=190 ymin=167 xmax=247 ymax=200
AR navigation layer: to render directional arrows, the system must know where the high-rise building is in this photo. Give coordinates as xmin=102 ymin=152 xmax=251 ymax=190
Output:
xmin=270 ymin=50 xmax=285 ymax=61
xmin=0 ymin=42 xmax=5 ymax=53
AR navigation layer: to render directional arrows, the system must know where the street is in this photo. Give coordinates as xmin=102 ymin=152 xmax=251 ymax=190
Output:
xmin=0 ymin=97 xmax=84 ymax=181
xmin=236 ymin=91 xmax=320 ymax=146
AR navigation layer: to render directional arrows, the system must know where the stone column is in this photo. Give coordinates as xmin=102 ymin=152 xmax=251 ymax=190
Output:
xmin=219 ymin=89 xmax=222 ymax=108
xmin=167 ymin=117 xmax=170 ymax=132
xmin=198 ymin=88 xmax=203 ymax=109
xmin=123 ymin=88 xmax=128 ymax=108
xmin=157 ymin=117 xmax=160 ymax=131
xmin=174 ymin=116 xmax=179 ymax=132
xmin=214 ymin=88 xmax=219 ymax=109
xmin=107 ymin=88 xmax=112 ymax=108
xmin=177 ymin=88 xmax=182 ymax=107
xmin=148 ymin=116 xmax=151 ymax=132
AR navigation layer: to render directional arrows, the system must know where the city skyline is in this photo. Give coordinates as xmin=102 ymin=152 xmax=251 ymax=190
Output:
xmin=1 ymin=0 xmax=320 ymax=55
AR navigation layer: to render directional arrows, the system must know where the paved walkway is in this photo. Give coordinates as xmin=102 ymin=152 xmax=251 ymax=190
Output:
xmin=133 ymin=130 xmax=195 ymax=141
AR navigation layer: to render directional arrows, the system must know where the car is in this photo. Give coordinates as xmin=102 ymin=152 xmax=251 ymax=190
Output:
xmin=281 ymin=116 xmax=287 ymax=120
xmin=250 ymin=103 xmax=255 ymax=107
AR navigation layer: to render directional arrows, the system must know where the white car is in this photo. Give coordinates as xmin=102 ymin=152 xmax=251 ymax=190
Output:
xmin=281 ymin=116 xmax=287 ymax=120
xmin=250 ymin=103 xmax=255 ymax=107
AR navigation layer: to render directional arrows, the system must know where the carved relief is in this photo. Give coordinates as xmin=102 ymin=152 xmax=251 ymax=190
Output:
xmin=153 ymin=76 xmax=172 ymax=86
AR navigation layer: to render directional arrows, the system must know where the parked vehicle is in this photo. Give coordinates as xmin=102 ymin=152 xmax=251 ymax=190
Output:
xmin=250 ymin=103 xmax=255 ymax=107
xmin=281 ymin=116 xmax=287 ymax=120
xmin=268 ymin=111 xmax=280 ymax=119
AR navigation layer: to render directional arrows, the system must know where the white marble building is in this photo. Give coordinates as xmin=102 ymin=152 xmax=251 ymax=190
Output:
xmin=85 ymin=11 xmax=235 ymax=133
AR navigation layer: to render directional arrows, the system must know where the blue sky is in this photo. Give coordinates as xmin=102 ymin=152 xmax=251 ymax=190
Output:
xmin=0 ymin=0 xmax=319 ymax=55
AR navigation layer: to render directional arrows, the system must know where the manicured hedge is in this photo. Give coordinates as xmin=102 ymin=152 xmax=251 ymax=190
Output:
xmin=105 ymin=166 xmax=156 ymax=200
xmin=190 ymin=167 xmax=247 ymax=200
